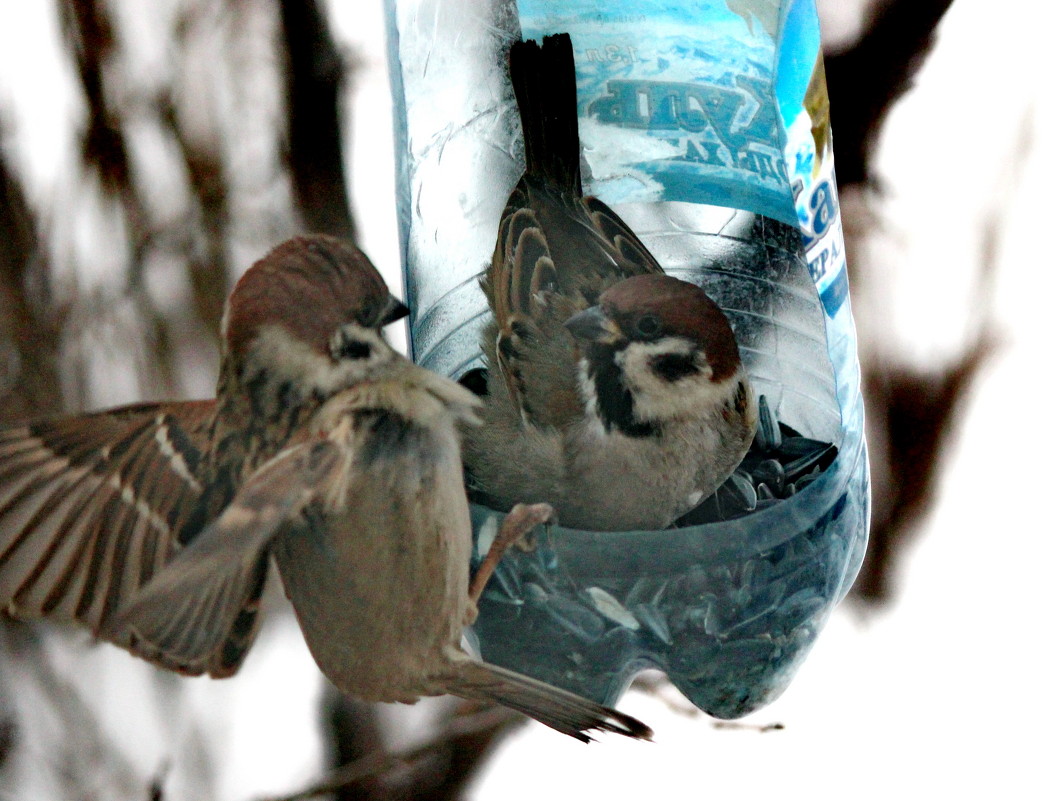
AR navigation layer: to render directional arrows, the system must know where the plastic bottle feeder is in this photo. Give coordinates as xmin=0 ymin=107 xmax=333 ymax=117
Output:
xmin=387 ymin=0 xmax=869 ymax=718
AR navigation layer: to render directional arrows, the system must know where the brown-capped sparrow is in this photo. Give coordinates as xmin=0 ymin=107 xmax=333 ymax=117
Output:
xmin=463 ymin=34 xmax=757 ymax=531
xmin=0 ymin=235 xmax=651 ymax=742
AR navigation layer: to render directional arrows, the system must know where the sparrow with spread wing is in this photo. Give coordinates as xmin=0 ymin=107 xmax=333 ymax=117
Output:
xmin=464 ymin=34 xmax=757 ymax=530
xmin=0 ymin=235 xmax=650 ymax=741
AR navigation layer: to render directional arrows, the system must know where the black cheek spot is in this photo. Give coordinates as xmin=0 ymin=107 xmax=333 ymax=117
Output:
xmin=276 ymin=380 xmax=298 ymax=408
xmin=649 ymin=352 xmax=700 ymax=383
xmin=341 ymin=339 xmax=372 ymax=360
xmin=243 ymin=368 xmax=270 ymax=416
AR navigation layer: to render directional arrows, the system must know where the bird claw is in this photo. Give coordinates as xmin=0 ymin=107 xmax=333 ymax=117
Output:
xmin=502 ymin=502 xmax=555 ymax=553
xmin=468 ymin=502 xmax=555 ymax=607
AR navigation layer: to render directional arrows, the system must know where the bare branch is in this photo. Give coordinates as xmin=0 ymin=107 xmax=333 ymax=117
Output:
xmin=255 ymin=706 xmax=523 ymax=801
xmin=0 ymin=134 xmax=63 ymax=419
xmin=824 ymin=0 xmax=955 ymax=188
xmin=279 ymin=0 xmax=357 ymax=241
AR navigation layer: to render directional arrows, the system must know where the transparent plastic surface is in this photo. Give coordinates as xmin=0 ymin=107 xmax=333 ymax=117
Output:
xmin=386 ymin=0 xmax=869 ymax=717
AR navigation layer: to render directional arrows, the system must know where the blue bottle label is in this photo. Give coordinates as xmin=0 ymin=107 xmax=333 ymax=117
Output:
xmin=517 ymin=0 xmax=793 ymax=221
xmin=776 ymin=0 xmax=848 ymax=314
xmin=515 ymin=0 xmax=848 ymax=314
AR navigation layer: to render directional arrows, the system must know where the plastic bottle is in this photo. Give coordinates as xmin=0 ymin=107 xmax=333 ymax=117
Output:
xmin=386 ymin=0 xmax=868 ymax=718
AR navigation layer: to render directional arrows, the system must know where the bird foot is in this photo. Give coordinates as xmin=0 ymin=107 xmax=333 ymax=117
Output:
xmin=500 ymin=502 xmax=555 ymax=552
xmin=468 ymin=502 xmax=555 ymax=607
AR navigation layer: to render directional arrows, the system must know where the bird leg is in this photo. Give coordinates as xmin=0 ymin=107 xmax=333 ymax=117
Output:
xmin=468 ymin=502 xmax=555 ymax=607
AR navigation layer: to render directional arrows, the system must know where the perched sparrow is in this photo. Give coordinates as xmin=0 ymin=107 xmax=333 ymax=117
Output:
xmin=0 ymin=235 xmax=650 ymax=742
xmin=463 ymin=34 xmax=757 ymax=530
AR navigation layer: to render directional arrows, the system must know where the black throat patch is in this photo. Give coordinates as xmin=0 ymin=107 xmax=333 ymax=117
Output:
xmin=584 ymin=344 xmax=660 ymax=438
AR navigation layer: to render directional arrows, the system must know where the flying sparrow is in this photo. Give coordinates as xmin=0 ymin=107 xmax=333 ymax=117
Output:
xmin=463 ymin=34 xmax=757 ymax=530
xmin=0 ymin=235 xmax=650 ymax=742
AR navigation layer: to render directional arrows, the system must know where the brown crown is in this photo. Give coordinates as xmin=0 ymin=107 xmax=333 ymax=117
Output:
xmin=600 ymin=274 xmax=742 ymax=380
xmin=224 ymin=235 xmax=391 ymax=359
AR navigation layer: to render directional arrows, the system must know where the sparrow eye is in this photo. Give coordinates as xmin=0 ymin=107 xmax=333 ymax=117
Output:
xmin=635 ymin=313 xmax=662 ymax=338
xmin=339 ymin=338 xmax=372 ymax=360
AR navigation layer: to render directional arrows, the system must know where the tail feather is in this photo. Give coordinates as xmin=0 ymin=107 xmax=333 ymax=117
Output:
xmin=447 ymin=660 xmax=652 ymax=742
xmin=509 ymin=33 xmax=581 ymax=194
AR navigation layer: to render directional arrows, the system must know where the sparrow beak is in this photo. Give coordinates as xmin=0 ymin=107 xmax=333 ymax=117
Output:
xmin=564 ymin=305 xmax=622 ymax=344
xmin=380 ymin=296 xmax=411 ymax=326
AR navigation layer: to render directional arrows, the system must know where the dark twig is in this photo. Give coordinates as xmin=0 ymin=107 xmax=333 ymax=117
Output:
xmin=845 ymin=102 xmax=1031 ymax=603
xmin=820 ymin=0 xmax=1000 ymax=604
xmin=824 ymin=0 xmax=955 ymax=188
xmin=255 ymin=706 xmax=524 ymax=801
xmin=58 ymin=0 xmax=128 ymax=193
xmin=58 ymin=0 xmax=151 ymax=273
xmin=0 ymin=135 xmax=64 ymax=419
xmin=277 ymin=4 xmax=380 ymax=786
xmin=159 ymin=93 xmax=230 ymax=341
xmin=854 ymin=311 xmax=994 ymax=607
xmin=321 ymin=691 xmax=388 ymax=801
xmin=856 ymin=335 xmax=996 ymax=601
xmin=279 ymin=0 xmax=357 ymax=241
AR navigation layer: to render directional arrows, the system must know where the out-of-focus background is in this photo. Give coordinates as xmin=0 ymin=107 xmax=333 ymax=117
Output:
xmin=1 ymin=0 xmax=1060 ymax=798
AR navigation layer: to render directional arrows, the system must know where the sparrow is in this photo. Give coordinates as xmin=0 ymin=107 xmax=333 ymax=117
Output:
xmin=463 ymin=34 xmax=757 ymax=530
xmin=0 ymin=234 xmax=651 ymax=742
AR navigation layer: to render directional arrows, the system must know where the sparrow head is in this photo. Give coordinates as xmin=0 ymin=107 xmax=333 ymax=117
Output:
xmin=221 ymin=235 xmax=409 ymax=400
xmin=565 ymin=274 xmax=744 ymax=428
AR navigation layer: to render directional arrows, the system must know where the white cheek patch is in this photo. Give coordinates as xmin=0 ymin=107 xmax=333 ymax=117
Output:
xmin=575 ymin=357 xmax=608 ymax=437
xmin=617 ymin=338 xmax=731 ymax=421
xmin=250 ymin=325 xmax=384 ymax=395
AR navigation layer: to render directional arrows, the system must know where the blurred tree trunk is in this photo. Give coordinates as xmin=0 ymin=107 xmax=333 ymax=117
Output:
xmin=0 ymin=141 xmax=63 ymax=419
xmin=280 ymin=0 xmax=357 ymax=241
xmin=823 ymin=0 xmax=995 ymax=603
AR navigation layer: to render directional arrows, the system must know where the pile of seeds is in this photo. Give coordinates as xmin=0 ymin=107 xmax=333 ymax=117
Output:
xmin=467 ymin=395 xmax=863 ymax=718
xmin=675 ymin=395 xmax=837 ymax=526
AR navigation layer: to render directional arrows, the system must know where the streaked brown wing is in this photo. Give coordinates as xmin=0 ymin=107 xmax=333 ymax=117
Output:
xmin=483 ymin=187 xmax=562 ymax=425
xmin=580 ymin=194 xmax=665 ymax=278
xmin=482 ymin=179 xmax=665 ymax=430
xmin=114 ymin=440 xmax=343 ymax=676
xmin=0 ymin=400 xmax=234 ymax=672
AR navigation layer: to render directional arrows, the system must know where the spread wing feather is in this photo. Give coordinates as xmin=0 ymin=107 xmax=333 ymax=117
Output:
xmin=114 ymin=440 xmax=343 ymax=675
xmin=0 ymin=400 xmax=264 ymax=676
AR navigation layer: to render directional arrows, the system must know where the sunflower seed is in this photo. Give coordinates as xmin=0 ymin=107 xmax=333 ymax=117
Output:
xmin=782 ymin=443 xmax=838 ymax=483
xmin=586 ymin=587 xmax=641 ymax=630
xmin=475 ymin=516 xmax=498 ymax=559
xmin=754 ymin=395 xmax=782 ymax=451
xmin=632 ymin=603 xmax=672 ymax=644
xmin=752 ymin=458 xmax=786 ymax=495
xmin=722 ymin=473 xmax=757 ymax=512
